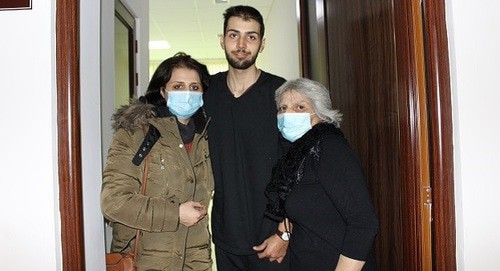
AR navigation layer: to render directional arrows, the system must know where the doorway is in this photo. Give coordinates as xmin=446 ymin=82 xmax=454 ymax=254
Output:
xmin=114 ymin=0 xmax=136 ymax=104
xmin=57 ymin=0 xmax=455 ymax=270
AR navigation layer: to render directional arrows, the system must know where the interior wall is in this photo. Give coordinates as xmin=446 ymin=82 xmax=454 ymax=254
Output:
xmin=0 ymin=1 xmax=60 ymax=270
xmin=447 ymin=0 xmax=500 ymax=269
xmin=80 ymin=0 xmax=106 ymax=270
xmin=257 ymin=0 xmax=301 ymax=80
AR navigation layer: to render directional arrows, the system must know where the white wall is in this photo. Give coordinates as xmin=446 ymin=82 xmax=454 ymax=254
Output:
xmin=256 ymin=0 xmax=301 ymax=80
xmin=447 ymin=0 xmax=500 ymax=269
xmin=80 ymin=0 xmax=106 ymax=270
xmin=0 ymin=2 xmax=60 ymax=270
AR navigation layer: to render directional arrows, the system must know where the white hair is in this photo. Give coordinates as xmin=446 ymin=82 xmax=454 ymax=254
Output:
xmin=275 ymin=78 xmax=342 ymax=127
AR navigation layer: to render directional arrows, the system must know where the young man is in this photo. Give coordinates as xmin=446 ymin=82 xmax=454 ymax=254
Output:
xmin=204 ymin=5 xmax=290 ymax=271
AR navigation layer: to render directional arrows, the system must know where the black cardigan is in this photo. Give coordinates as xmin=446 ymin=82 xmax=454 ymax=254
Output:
xmin=265 ymin=124 xmax=379 ymax=270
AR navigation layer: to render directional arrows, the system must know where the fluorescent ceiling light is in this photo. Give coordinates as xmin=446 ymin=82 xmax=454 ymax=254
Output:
xmin=149 ymin=40 xmax=171 ymax=50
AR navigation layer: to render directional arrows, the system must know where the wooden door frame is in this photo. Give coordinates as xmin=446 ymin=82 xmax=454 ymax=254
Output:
xmin=420 ymin=0 xmax=456 ymax=269
xmin=56 ymin=0 xmax=85 ymax=270
xmin=393 ymin=0 xmax=456 ymax=269
xmin=394 ymin=0 xmax=432 ymax=268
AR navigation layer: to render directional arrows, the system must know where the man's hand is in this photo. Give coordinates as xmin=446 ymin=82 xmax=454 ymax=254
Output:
xmin=252 ymin=234 xmax=288 ymax=263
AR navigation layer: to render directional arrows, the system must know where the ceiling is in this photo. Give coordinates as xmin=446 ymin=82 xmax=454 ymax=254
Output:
xmin=149 ymin=0 xmax=276 ymax=63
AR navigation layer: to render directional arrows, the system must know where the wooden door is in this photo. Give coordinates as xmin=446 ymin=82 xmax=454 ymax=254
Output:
xmin=298 ymin=0 xmax=455 ymax=270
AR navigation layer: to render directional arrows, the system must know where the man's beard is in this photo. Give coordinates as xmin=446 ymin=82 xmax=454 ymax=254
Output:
xmin=225 ymin=50 xmax=259 ymax=70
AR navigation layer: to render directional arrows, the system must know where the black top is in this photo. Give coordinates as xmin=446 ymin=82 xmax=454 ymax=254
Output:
xmin=281 ymin=131 xmax=379 ymax=270
xmin=204 ymin=71 xmax=286 ymax=254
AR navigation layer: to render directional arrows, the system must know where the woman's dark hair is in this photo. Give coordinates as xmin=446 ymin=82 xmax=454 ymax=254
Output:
xmin=141 ymin=52 xmax=210 ymax=106
xmin=223 ymin=5 xmax=265 ymax=37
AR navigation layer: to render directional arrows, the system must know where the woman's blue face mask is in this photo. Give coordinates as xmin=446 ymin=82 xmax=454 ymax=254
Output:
xmin=277 ymin=112 xmax=313 ymax=142
xmin=166 ymin=90 xmax=203 ymax=120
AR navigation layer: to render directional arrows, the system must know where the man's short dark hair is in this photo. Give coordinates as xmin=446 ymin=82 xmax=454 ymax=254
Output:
xmin=223 ymin=5 xmax=265 ymax=37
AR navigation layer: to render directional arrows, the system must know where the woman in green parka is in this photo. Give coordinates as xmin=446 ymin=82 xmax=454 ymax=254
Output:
xmin=101 ymin=52 xmax=214 ymax=271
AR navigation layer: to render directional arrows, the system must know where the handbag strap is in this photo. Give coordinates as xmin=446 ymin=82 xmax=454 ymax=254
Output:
xmin=131 ymin=154 xmax=149 ymax=258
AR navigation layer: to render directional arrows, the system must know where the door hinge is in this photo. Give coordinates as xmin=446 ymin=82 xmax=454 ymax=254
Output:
xmin=423 ymin=186 xmax=432 ymax=222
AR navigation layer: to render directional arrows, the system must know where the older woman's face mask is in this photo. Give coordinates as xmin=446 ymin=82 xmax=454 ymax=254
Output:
xmin=277 ymin=113 xmax=313 ymax=142
xmin=277 ymin=90 xmax=320 ymax=142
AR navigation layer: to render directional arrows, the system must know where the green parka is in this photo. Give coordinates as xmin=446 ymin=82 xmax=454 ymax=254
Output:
xmin=101 ymin=100 xmax=214 ymax=271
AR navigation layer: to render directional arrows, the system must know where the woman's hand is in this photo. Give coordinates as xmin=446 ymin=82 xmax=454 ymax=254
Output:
xmin=334 ymin=254 xmax=365 ymax=271
xmin=179 ymin=201 xmax=206 ymax=227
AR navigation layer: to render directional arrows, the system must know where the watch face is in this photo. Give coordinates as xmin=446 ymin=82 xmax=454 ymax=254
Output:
xmin=281 ymin=232 xmax=290 ymax=241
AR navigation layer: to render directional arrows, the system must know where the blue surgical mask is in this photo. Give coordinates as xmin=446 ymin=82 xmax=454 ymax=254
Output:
xmin=277 ymin=113 xmax=313 ymax=142
xmin=166 ymin=91 xmax=203 ymax=120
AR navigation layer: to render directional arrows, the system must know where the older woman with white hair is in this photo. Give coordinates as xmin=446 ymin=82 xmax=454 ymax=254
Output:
xmin=261 ymin=78 xmax=379 ymax=270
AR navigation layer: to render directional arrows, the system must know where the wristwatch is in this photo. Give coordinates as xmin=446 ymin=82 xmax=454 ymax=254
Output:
xmin=276 ymin=229 xmax=291 ymax=241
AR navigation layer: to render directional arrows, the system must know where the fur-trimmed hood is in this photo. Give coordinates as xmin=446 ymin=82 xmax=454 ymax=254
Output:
xmin=111 ymin=99 xmax=209 ymax=166
xmin=111 ymin=99 xmax=156 ymax=132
